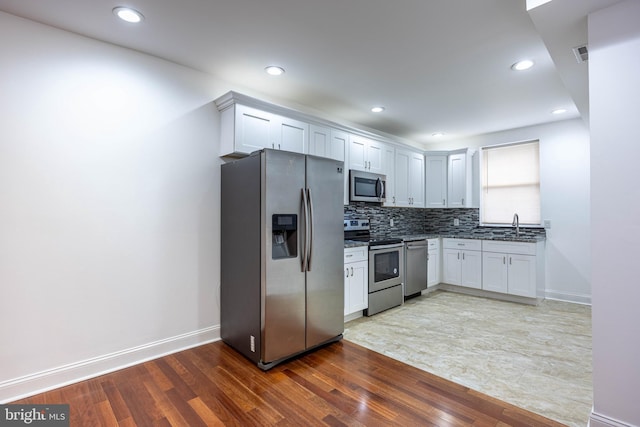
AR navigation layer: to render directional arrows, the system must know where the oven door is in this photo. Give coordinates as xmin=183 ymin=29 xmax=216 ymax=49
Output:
xmin=369 ymin=244 xmax=404 ymax=292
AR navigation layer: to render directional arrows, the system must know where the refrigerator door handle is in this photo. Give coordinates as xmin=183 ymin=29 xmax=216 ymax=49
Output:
xmin=301 ymin=188 xmax=309 ymax=272
xmin=307 ymin=187 xmax=314 ymax=271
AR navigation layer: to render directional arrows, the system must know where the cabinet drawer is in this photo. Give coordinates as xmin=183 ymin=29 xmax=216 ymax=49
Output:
xmin=344 ymin=247 xmax=368 ymax=263
xmin=482 ymin=240 xmax=536 ymax=255
xmin=427 ymin=238 xmax=440 ymax=249
xmin=442 ymin=238 xmax=481 ymax=251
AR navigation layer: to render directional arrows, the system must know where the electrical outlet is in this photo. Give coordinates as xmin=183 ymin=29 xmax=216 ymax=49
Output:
xmin=390 ymin=218 xmax=394 ymax=227
xmin=544 ymin=220 xmax=551 ymax=229
xmin=454 ymin=218 xmax=460 ymax=226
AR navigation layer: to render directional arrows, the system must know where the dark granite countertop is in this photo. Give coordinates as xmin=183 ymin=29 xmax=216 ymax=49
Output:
xmin=345 ymin=233 xmax=545 ymax=248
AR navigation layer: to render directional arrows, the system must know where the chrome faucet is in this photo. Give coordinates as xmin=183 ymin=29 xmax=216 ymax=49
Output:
xmin=512 ymin=213 xmax=520 ymax=237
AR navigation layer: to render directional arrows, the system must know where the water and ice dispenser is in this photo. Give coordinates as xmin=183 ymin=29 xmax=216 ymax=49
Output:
xmin=272 ymin=214 xmax=297 ymax=259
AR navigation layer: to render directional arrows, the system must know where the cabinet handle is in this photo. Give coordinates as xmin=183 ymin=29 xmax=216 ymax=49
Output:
xmin=393 ymin=196 xmax=396 ymax=204
xmin=457 ymin=253 xmax=460 ymax=260
xmin=461 ymin=198 xmax=465 ymax=205
xmin=346 ymin=268 xmax=349 ymax=278
xmin=351 ymin=267 xmax=354 ymax=276
xmin=272 ymin=143 xmax=275 ymax=149
xmin=462 ymin=252 xmax=465 ymax=260
xmin=346 ymin=254 xmax=353 ymax=258
xmin=278 ymin=144 xmax=281 ymax=150
xmin=509 ymin=257 xmax=512 ymax=265
xmin=443 ymin=199 xmax=446 ymax=206
xmin=503 ymin=256 xmax=506 ymax=264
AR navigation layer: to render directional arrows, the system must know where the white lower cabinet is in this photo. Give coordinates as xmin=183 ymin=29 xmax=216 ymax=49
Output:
xmin=482 ymin=241 xmax=538 ymax=298
xmin=344 ymin=247 xmax=368 ymax=316
xmin=427 ymin=239 xmax=440 ymax=287
xmin=442 ymin=239 xmax=482 ymax=289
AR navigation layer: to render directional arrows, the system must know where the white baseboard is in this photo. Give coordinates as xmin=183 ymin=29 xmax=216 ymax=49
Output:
xmin=344 ymin=311 xmax=364 ymax=323
xmin=589 ymin=409 xmax=635 ymax=427
xmin=0 ymin=325 xmax=220 ymax=404
xmin=545 ymin=290 xmax=592 ymax=305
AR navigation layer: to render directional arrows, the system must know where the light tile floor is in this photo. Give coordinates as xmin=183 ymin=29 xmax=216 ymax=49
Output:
xmin=343 ymin=290 xmax=592 ymax=427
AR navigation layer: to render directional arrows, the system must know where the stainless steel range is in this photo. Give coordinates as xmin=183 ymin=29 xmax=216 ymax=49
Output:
xmin=344 ymin=218 xmax=404 ymax=316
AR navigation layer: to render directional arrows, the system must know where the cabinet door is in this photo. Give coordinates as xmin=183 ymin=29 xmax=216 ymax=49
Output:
xmin=442 ymin=249 xmax=461 ymax=285
xmin=425 ymin=155 xmax=448 ymax=208
xmin=508 ymin=254 xmax=537 ymax=298
xmin=350 ymin=260 xmax=368 ymax=312
xmin=235 ymin=104 xmax=274 ymax=153
xmin=482 ymin=252 xmax=508 ymax=293
xmin=309 ymin=124 xmax=331 ymax=158
xmin=448 ymin=153 xmax=467 ymax=207
xmin=330 ymin=129 xmax=348 ymax=162
xmin=409 ymin=151 xmax=425 ymax=207
xmin=394 ymin=149 xmax=411 ymax=207
xmin=460 ymin=250 xmax=482 ymax=289
xmin=275 ymin=116 xmax=307 ymax=153
xmin=344 ymin=260 xmax=368 ymax=315
xmin=367 ymin=140 xmax=385 ymax=174
xmin=348 ymin=135 xmax=368 ymax=171
xmin=383 ymin=145 xmax=396 ymax=206
xmin=427 ymin=248 xmax=440 ymax=287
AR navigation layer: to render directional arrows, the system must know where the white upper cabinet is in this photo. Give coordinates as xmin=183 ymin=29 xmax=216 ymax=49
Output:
xmin=309 ymin=125 xmax=347 ymax=161
xmin=446 ymin=149 xmax=477 ymax=208
xmin=348 ymin=135 xmax=385 ymax=174
xmin=218 ymin=103 xmax=308 ymax=157
xmin=276 ymin=115 xmax=308 ymax=153
xmin=425 ymin=154 xmax=448 ymax=208
xmin=394 ymin=148 xmax=424 ymax=207
xmin=383 ymin=145 xmax=396 ymax=207
xmin=447 ymin=152 xmax=470 ymax=208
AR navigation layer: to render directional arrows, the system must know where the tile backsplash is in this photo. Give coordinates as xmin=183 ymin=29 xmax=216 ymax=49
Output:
xmin=344 ymin=203 xmax=546 ymax=240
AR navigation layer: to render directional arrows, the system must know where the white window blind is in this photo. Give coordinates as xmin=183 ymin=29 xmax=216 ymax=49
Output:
xmin=481 ymin=140 xmax=540 ymax=225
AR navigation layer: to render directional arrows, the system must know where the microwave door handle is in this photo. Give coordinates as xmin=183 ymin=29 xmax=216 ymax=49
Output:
xmin=376 ymin=178 xmax=384 ymax=199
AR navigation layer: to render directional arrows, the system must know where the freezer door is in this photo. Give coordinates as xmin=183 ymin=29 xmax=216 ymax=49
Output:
xmin=305 ymin=155 xmax=345 ymax=347
xmin=263 ymin=150 xmax=307 ymax=363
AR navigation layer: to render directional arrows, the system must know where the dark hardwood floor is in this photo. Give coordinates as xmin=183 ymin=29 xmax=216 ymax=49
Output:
xmin=13 ymin=340 xmax=566 ymax=426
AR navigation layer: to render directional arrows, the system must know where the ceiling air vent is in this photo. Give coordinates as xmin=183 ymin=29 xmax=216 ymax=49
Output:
xmin=572 ymin=45 xmax=589 ymax=63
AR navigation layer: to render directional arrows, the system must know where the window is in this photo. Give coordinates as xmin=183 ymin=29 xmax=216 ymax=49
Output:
xmin=480 ymin=140 xmax=541 ymax=226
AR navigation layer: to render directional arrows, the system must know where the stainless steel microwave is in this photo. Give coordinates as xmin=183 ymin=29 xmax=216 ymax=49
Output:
xmin=349 ymin=170 xmax=386 ymax=203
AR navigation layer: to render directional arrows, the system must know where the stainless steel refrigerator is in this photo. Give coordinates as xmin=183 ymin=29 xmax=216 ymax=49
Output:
xmin=221 ymin=149 xmax=345 ymax=370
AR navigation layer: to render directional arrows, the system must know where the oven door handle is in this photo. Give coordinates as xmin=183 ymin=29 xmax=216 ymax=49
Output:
xmin=370 ymin=243 xmax=404 ymax=251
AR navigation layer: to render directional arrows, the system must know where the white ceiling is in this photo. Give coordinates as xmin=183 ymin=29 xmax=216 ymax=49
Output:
xmin=0 ymin=0 xmax=620 ymax=146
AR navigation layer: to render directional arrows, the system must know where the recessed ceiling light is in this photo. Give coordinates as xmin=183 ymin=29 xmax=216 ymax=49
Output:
xmin=265 ymin=66 xmax=285 ymax=76
xmin=371 ymin=106 xmax=385 ymax=113
xmin=113 ymin=7 xmax=144 ymax=23
xmin=511 ymin=59 xmax=534 ymax=71
xmin=552 ymin=108 xmax=567 ymax=115
xmin=432 ymin=132 xmax=445 ymax=137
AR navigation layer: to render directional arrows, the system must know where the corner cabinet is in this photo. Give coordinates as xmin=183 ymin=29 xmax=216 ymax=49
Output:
xmin=218 ymin=103 xmax=308 ymax=157
xmin=425 ymin=149 xmax=478 ymax=208
xmin=344 ymin=246 xmax=368 ymax=317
